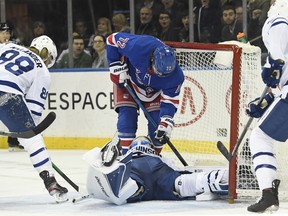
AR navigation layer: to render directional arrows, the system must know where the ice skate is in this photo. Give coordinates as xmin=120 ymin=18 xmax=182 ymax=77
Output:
xmin=247 ymin=179 xmax=280 ymax=213
xmin=8 ymin=137 xmax=25 ymax=152
xmin=39 ymin=170 xmax=68 ymax=203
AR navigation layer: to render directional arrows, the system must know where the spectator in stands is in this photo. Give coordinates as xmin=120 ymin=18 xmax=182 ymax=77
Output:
xmin=161 ymin=0 xmax=186 ymax=28
xmin=221 ymin=0 xmax=242 ymax=7
xmin=221 ymin=4 xmax=243 ymax=41
xmin=56 ymin=33 xmax=92 ymax=68
xmin=248 ymin=0 xmax=270 ymax=26
xmin=91 ymin=35 xmax=108 ymax=68
xmin=195 ymin=0 xmax=222 ymax=43
xmin=136 ymin=6 xmax=158 ymax=36
xmin=157 ymin=10 xmax=179 ymax=41
xmin=135 ymin=0 xmax=164 ymax=27
xmin=178 ymin=10 xmax=199 ymax=42
xmin=235 ymin=4 xmax=244 ymax=21
xmin=112 ymin=13 xmax=130 ymax=33
xmin=74 ymin=19 xmax=91 ymax=48
xmin=88 ymin=17 xmax=112 ymax=50
xmin=248 ymin=2 xmax=269 ymax=65
xmin=32 ymin=21 xmax=46 ymax=38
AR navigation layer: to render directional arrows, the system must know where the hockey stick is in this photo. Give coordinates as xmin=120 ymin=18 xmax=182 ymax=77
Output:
xmin=124 ymin=82 xmax=188 ymax=166
xmin=52 ymin=162 xmax=80 ymax=192
xmin=51 ymin=162 xmax=91 ymax=203
xmin=0 ymin=112 xmax=56 ymax=138
xmin=217 ymin=86 xmax=269 ymax=161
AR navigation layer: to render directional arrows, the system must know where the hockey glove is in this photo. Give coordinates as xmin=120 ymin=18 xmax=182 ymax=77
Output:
xmin=261 ymin=55 xmax=284 ymax=88
xmin=246 ymin=92 xmax=274 ymax=118
xmin=155 ymin=116 xmax=174 ymax=143
xmin=101 ymin=137 xmax=122 ymax=166
xmin=109 ymin=60 xmax=129 ymax=88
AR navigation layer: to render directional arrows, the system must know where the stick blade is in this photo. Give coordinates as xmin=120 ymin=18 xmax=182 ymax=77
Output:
xmin=217 ymin=141 xmax=232 ymax=161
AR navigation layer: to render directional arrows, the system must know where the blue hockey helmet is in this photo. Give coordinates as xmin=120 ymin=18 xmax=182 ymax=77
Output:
xmin=130 ymin=136 xmax=153 ymax=149
xmin=152 ymin=45 xmax=176 ymax=77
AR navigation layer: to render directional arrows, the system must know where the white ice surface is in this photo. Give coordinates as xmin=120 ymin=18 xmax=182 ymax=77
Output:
xmin=1 ymin=149 xmax=288 ymax=216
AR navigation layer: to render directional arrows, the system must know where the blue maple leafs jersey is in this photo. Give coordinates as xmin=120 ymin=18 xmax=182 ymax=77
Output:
xmin=106 ymin=32 xmax=184 ymax=117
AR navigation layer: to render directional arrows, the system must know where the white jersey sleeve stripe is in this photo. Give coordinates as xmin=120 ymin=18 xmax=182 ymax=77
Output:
xmin=26 ymin=98 xmax=45 ymax=108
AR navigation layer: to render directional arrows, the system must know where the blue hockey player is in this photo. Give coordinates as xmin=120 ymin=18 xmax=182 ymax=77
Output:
xmin=84 ymin=136 xmax=229 ymax=205
xmin=106 ymin=32 xmax=185 ymax=154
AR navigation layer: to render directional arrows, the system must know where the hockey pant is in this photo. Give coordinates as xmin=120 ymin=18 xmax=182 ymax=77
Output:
xmin=0 ymin=91 xmax=54 ymax=174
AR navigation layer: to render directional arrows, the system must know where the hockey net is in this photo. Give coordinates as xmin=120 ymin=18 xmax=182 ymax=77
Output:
xmin=163 ymin=41 xmax=288 ymax=201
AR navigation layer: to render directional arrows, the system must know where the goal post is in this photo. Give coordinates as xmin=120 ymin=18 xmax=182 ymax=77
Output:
xmin=162 ymin=41 xmax=264 ymax=201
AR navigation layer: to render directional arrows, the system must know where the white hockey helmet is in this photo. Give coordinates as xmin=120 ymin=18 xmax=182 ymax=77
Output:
xmin=30 ymin=35 xmax=57 ymax=68
xmin=268 ymin=0 xmax=288 ymax=19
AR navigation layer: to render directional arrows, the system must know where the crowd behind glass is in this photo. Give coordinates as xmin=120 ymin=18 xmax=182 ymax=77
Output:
xmin=2 ymin=0 xmax=274 ymax=68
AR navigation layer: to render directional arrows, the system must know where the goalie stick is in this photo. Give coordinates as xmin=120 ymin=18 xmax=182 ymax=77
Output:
xmin=124 ymin=82 xmax=188 ymax=166
xmin=0 ymin=111 xmax=56 ymax=138
xmin=217 ymin=86 xmax=269 ymax=161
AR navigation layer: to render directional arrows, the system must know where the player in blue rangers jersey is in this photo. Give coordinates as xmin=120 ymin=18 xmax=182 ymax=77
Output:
xmin=0 ymin=36 xmax=68 ymax=203
xmin=84 ymin=136 xmax=228 ymax=205
xmin=106 ymin=32 xmax=185 ymax=154
xmin=245 ymin=0 xmax=288 ymax=213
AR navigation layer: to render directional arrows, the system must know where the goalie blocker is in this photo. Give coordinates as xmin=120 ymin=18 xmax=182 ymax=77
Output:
xmin=83 ymin=136 xmax=228 ymax=205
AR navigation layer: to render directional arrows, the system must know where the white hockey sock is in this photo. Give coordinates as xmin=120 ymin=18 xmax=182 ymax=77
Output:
xmin=19 ymin=135 xmax=54 ymax=175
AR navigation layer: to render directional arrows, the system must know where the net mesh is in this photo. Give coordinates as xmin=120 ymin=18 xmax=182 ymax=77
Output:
xmin=160 ymin=41 xmax=288 ymax=200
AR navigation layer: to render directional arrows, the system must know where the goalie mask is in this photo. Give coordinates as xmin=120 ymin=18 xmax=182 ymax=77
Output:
xmin=268 ymin=0 xmax=288 ymax=19
xmin=152 ymin=45 xmax=176 ymax=77
xmin=130 ymin=136 xmax=153 ymax=149
xmin=30 ymin=35 xmax=57 ymax=68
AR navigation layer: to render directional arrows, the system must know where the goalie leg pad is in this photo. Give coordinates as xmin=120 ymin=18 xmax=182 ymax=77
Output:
xmin=85 ymin=153 xmax=138 ymax=205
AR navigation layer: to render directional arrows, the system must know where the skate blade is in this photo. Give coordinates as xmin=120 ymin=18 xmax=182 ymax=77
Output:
xmin=265 ymin=205 xmax=279 ymax=213
xmin=53 ymin=193 xmax=69 ymax=203
xmin=8 ymin=147 xmax=26 ymax=152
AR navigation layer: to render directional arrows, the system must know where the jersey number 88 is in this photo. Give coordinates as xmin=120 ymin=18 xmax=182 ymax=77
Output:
xmin=0 ymin=50 xmax=34 ymax=76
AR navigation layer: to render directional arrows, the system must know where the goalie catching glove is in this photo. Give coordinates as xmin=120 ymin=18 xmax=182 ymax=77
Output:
xmin=155 ymin=116 xmax=174 ymax=144
xmin=246 ymin=92 xmax=274 ymax=118
xmin=261 ymin=55 xmax=284 ymax=88
xmin=109 ymin=60 xmax=129 ymax=88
